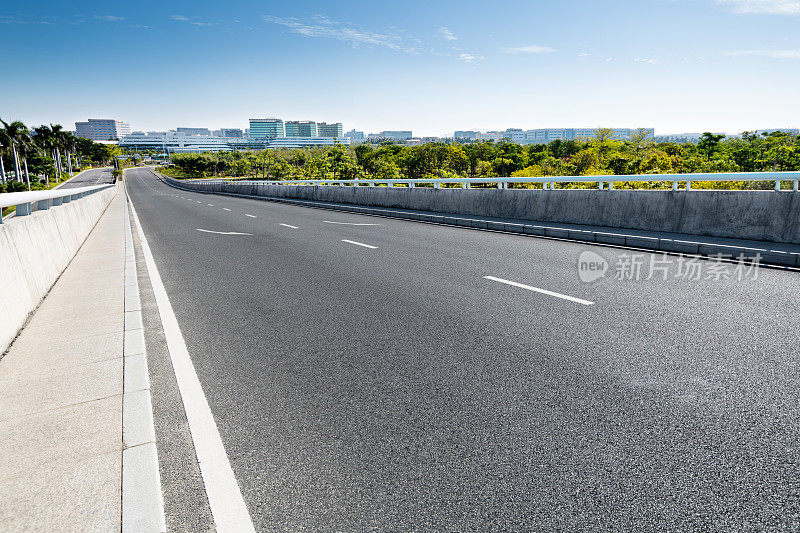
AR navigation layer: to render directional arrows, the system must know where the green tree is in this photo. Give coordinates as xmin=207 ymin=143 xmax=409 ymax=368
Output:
xmin=697 ymin=132 xmax=726 ymax=161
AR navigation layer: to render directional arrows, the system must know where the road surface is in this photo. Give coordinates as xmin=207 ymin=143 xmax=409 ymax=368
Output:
xmin=126 ymin=167 xmax=800 ymax=531
xmin=58 ymin=167 xmax=115 ymax=188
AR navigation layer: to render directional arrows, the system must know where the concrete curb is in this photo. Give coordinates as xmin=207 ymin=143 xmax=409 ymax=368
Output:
xmin=122 ymin=190 xmax=166 ymax=533
xmin=159 ymin=174 xmax=800 ymax=269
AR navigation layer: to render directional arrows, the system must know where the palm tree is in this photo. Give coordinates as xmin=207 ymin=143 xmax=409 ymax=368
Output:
xmin=1 ymin=119 xmax=27 ymax=183
xmin=0 ymin=126 xmax=9 ymax=183
xmin=17 ymin=129 xmax=33 ymax=189
xmin=63 ymin=132 xmax=76 ymax=175
xmin=50 ymin=124 xmax=66 ymax=180
xmin=33 ymin=125 xmax=55 ymax=185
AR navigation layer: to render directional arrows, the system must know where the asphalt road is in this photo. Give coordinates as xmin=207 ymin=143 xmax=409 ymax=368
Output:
xmin=58 ymin=167 xmax=115 ymax=188
xmin=126 ymin=167 xmax=800 ymax=531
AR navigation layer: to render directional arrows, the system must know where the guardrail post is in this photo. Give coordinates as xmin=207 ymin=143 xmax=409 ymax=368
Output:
xmin=37 ymin=199 xmax=50 ymax=211
xmin=794 ymin=180 xmax=798 ymax=192
xmin=672 ymin=181 xmax=678 ymax=191
xmin=16 ymin=202 xmax=32 ymax=217
xmin=775 ymin=180 xmax=781 ymax=192
xmin=408 ymin=182 xmax=415 ymax=189
xmin=434 ymin=182 xmax=440 ymax=189
xmin=462 ymin=182 xmax=470 ymax=189
xmin=686 ymin=181 xmax=692 ymax=190
xmin=598 ymin=181 xmax=603 ymax=190
xmin=609 ymin=181 xmax=614 ymax=190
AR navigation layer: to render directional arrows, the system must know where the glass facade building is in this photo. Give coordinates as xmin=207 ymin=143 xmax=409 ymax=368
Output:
xmin=285 ymin=121 xmax=318 ymax=137
xmin=249 ymin=118 xmax=285 ymax=138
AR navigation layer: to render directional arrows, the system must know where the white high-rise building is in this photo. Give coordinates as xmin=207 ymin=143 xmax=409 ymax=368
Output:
xmin=454 ymin=131 xmax=478 ymax=140
xmin=344 ymin=129 xmax=365 ymax=143
xmin=176 ymin=127 xmax=212 ymax=136
xmin=75 ymin=119 xmax=131 ymax=141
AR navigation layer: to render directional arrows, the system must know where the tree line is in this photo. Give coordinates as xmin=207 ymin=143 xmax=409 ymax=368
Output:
xmin=0 ymin=119 xmax=119 ymax=192
xmin=161 ymin=128 xmax=798 ymax=188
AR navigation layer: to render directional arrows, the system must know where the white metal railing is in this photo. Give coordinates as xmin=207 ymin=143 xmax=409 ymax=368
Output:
xmin=0 ymin=184 xmax=115 ymax=224
xmin=193 ymin=171 xmax=800 ymax=192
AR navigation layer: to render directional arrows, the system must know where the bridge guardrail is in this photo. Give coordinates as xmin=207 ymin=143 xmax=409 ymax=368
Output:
xmin=191 ymin=171 xmax=800 ymax=191
xmin=0 ymin=183 xmax=116 ymax=223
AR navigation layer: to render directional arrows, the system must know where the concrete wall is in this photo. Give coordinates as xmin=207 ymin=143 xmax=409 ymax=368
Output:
xmin=0 ymin=184 xmax=119 ymax=353
xmin=166 ymin=177 xmax=800 ymax=244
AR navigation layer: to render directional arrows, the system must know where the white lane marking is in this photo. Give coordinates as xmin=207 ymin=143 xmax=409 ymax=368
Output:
xmin=324 ymin=221 xmax=381 ymax=226
xmin=222 ymin=208 xmax=231 ymax=211
xmin=197 ymin=229 xmax=253 ymax=236
xmin=128 ymin=198 xmax=256 ymax=533
xmin=279 ymin=223 xmax=298 ymax=229
xmin=196 ymin=201 xmax=202 ymax=204
xmin=245 ymin=214 xmax=256 ymax=218
xmin=207 ymin=204 xmax=214 ymax=207
xmin=342 ymin=239 xmax=377 ymax=249
xmin=483 ymin=276 xmax=594 ymax=306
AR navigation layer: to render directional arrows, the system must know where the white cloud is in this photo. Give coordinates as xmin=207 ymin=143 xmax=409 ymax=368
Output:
xmin=457 ymin=53 xmax=484 ymax=63
xmin=171 ymin=15 xmax=214 ymax=27
xmin=501 ymin=45 xmax=556 ymax=54
xmin=725 ymin=48 xmax=800 ymax=58
xmin=634 ymin=57 xmax=658 ymax=64
xmin=95 ymin=15 xmax=125 ymax=22
xmin=263 ymin=15 xmax=418 ymax=53
xmin=717 ymin=0 xmax=800 ymax=14
xmin=438 ymin=26 xmax=457 ymax=40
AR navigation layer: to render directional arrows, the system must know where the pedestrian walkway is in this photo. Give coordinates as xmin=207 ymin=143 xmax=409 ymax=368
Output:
xmin=0 ymin=192 xmax=126 ymax=532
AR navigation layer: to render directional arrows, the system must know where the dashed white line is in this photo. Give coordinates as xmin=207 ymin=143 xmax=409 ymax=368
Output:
xmin=342 ymin=239 xmax=377 ymax=249
xmin=245 ymin=214 xmax=256 ymax=218
xmin=324 ymin=221 xmax=381 ymax=226
xmin=197 ymin=229 xmax=253 ymax=236
xmin=222 ymin=208 xmax=231 ymax=211
xmin=483 ymin=276 xmax=594 ymax=306
xmin=196 ymin=201 xmax=202 ymax=204
xmin=207 ymin=204 xmax=214 ymax=207
xmin=279 ymin=223 xmax=298 ymax=229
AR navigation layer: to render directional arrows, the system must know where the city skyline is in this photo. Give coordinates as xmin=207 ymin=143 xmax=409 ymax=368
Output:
xmin=2 ymin=0 xmax=798 ymax=136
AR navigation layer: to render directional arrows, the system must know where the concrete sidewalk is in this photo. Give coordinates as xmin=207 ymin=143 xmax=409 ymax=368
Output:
xmin=0 ymin=190 xmax=158 ymax=532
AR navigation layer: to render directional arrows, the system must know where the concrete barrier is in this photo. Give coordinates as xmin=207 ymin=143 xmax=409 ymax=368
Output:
xmin=166 ymin=177 xmax=800 ymax=245
xmin=0 ymin=183 xmax=119 ymax=353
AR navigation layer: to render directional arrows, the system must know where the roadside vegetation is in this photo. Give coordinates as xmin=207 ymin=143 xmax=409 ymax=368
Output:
xmin=164 ymin=129 xmax=800 ymax=190
xmin=0 ymin=119 xmax=119 ymax=193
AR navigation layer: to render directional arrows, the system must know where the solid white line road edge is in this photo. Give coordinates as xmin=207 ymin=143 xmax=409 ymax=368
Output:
xmin=483 ymin=276 xmax=595 ymax=306
xmin=122 ymin=188 xmax=166 ymax=533
xmin=127 ymin=189 xmax=256 ymax=532
xmin=342 ymin=239 xmax=378 ymax=249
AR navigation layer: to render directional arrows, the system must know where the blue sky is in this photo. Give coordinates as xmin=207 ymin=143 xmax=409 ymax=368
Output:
xmin=1 ymin=0 xmax=798 ymax=136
